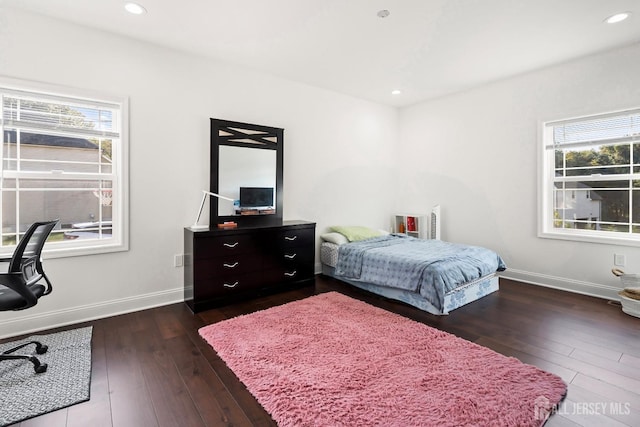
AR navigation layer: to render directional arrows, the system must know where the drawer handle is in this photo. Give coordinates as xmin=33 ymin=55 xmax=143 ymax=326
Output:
xmin=223 ymin=262 xmax=239 ymax=268
xmin=284 ymin=253 xmax=297 ymax=259
xmin=223 ymin=242 xmax=239 ymax=248
xmin=284 ymin=236 xmax=297 ymax=241
xmin=284 ymin=270 xmax=297 ymax=277
xmin=223 ymin=281 xmax=239 ymax=288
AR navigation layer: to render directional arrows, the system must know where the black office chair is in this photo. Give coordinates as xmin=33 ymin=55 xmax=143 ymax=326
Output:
xmin=0 ymin=219 xmax=59 ymax=373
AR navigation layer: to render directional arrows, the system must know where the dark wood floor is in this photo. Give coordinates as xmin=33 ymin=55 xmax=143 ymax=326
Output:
xmin=4 ymin=276 xmax=640 ymax=426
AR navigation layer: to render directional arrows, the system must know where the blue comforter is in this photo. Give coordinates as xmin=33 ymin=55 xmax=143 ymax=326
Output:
xmin=334 ymin=234 xmax=506 ymax=311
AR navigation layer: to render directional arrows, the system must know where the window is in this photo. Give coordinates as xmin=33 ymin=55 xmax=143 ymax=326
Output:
xmin=540 ymin=108 xmax=640 ymax=245
xmin=1 ymin=77 xmax=128 ymax=257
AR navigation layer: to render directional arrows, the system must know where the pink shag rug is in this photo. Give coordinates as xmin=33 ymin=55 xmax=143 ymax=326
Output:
xmin=199 ymin=292 xmax=566 ymax=426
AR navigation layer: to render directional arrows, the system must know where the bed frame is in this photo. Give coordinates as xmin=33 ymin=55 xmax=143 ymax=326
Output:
xmin=321 ymin=264 xmax=499 ymax=315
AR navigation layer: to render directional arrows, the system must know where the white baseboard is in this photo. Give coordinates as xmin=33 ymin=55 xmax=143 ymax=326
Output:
xmin=0 ymin=287 xmax=184 ymax=340
xmin=2 ymin=270 xmax=621 ymax=340
xmin=500 ymin=268 xmax=621 ymax=301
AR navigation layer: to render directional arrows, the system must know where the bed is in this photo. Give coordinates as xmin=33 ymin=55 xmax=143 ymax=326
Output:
xmin=320 ymin=224 xmax=505 ymax=315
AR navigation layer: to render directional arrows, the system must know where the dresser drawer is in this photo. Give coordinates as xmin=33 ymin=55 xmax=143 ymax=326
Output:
xmin=277 ymin=227 xmax=315 ymax=249
xmin=195 ymin=254 xmax=262 ymax=279
xmin=194 ymin=273 xmax=261 ymax=300
xmin=281 ymin=246 xmax=314 ymax=267
xmin=268 ymin=262 xmax=315 ymax=283
xmin=262 ymin=244 xmax=314 ymax=271
xmin=194 ymin=234 xmax=255 ymax=258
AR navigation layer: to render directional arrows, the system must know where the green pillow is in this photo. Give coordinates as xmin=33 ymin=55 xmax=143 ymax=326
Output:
xmin=330 ymin=226 xmax=383 ymax=242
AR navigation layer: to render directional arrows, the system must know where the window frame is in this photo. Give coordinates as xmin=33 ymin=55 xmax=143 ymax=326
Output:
xmin=0 ymin=76 xmax=129 ymax=258
xmin=538 ymin=107 xmax=640 ymax=247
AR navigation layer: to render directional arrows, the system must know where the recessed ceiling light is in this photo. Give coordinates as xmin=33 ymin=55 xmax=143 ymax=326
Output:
xmin=604 ymin=12 xmax=630 ymax=24
xmin=391 ymin=90 xmax=402 ymax=95
xmin=125 ymin=2 xmax=147 ymax=15
xmin=377 ymin=10 xmax=390 ymax=19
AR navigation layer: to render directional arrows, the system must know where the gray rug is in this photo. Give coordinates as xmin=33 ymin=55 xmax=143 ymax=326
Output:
xmin=0 ymin=327 xmax=92 ymax=426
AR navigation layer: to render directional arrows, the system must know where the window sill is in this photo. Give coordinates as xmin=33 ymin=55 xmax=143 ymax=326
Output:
xmin=0 ymin=240 xmax=128 ymax=260
xmin=538 ymin=229 xmax=640 ymax=247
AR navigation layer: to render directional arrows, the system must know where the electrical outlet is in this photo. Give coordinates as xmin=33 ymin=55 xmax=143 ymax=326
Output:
xmin=614 ymin=253 xmax=626 ymax=267
xmin=174 ymin=254 xmax=184 ymax=267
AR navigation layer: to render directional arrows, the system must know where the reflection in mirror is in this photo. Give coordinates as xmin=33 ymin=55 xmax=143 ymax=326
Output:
xmin=218 ymin=146 xmax=277 ymax=216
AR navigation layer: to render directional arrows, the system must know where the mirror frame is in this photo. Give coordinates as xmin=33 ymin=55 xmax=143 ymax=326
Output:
xmin=210 ymin=118 xmax=284 ymax=227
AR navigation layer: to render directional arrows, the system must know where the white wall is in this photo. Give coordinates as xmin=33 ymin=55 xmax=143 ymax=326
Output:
xmin=398 ymin=42 xmax=640 ymax=299
xmin=0 ymin=8 xmax=398 ymax=338
xmin=5 ymin=7 xmax=636 ymax=338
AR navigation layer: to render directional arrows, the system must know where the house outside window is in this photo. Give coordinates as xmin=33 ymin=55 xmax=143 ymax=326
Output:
xmin=0 ymin=77 xmax=128 ymax=257
xmin=540 ymin=108 xmax=640 ymax=245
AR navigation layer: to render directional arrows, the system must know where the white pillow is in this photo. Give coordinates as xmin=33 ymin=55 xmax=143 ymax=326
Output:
xmin=320 ymin=232 xmax=350 ymax=245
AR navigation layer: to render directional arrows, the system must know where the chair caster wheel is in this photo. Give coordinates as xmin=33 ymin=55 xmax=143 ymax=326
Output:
xmin=34 ymin=363 xmax=48 ymax=374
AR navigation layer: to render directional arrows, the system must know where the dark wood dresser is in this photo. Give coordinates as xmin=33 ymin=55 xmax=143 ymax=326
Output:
xmin=184 ymin=220 xmax=315 ymax=312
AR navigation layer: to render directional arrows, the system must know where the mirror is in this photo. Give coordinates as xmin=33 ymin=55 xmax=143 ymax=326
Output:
xmin=218 ymin=146 xmax=276 ymax=216
xmin=210 ymin=118 xmax=283 ymax=227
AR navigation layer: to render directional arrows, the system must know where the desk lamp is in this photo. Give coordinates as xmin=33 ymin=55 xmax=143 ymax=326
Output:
xmin=191 ymin=190 xmax=234 ymax=230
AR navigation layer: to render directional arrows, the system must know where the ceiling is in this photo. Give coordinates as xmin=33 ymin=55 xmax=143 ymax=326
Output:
xmin=3 ymin=0 xmax=640 ymax=107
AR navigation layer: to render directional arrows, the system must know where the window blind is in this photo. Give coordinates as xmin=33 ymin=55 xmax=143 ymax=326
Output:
xmin=1 ymin=90 xmax=120 ymax=141
xmin=545 ymin=109 xmax=640 ymax=150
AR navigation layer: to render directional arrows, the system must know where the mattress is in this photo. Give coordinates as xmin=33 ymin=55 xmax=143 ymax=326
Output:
xmin=320 ymin=241 xmax=499 ymax=315
xmin=320 ymin=241 xmax=340 ymax=267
